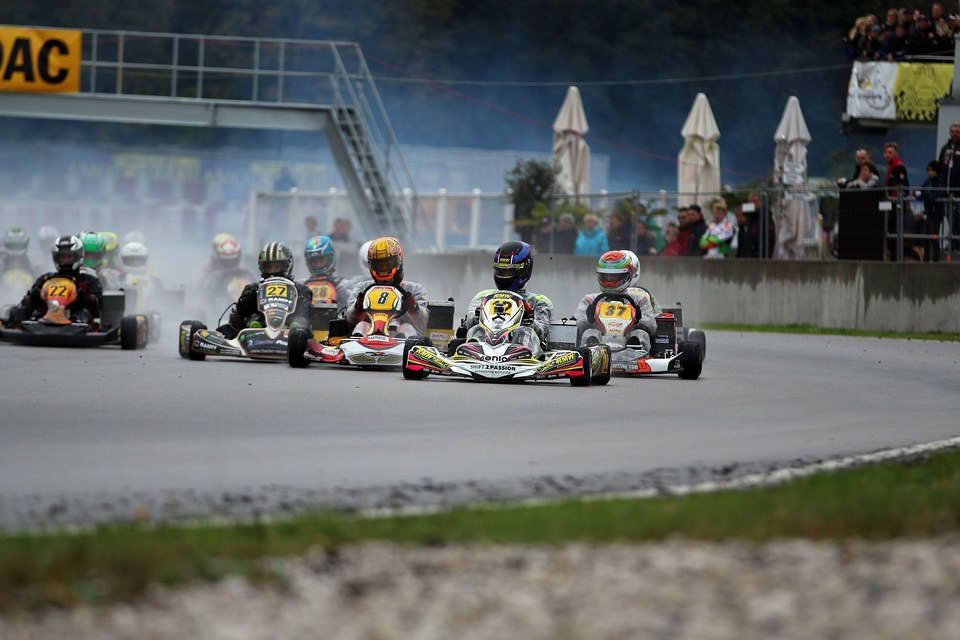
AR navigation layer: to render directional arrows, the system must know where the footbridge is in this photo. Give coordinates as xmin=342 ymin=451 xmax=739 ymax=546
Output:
xmin=0 ymin=27 xmax=424 ymax=244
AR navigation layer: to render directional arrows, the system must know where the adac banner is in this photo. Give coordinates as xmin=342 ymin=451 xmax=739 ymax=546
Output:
xmin=0 ymin=26 xmax=81 ymax=93
xmin=846 ymin=60 xmax=953 ymax=123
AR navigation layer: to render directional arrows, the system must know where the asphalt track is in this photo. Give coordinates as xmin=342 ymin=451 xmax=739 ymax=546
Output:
xmin=1 ymin=331 xmax=958 ymax=530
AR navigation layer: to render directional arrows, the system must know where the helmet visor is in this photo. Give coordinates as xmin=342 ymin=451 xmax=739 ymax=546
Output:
xmin=55 ymin=250 xmax=82 ymax=267
xmin=123 ymin=255 xmax=148 ymax=268
xmin=598 ymin=270 xmax=630 ymax=291
xmin=369 ymin=256 xmax=398 ymax=280
xmin=307 ymin=254 xmax=334 ymax=273
xmin=261 ymin=260 xmax=287 ymax=276
xmin=84 ymin=249 xmax=105 ymax=266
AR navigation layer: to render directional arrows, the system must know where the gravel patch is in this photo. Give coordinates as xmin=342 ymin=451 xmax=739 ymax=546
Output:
xmin=3 ymin=538 xmax=960 ymax=639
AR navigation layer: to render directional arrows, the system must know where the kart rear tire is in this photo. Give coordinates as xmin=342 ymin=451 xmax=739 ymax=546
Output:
xmin=592 ymin=344 xmax=611 ymax=386
xmin=120 ymin=315 xmax=145 ymax=350
xmin=571 ymin=347 xmax=593 ymax=386
xmin=287 ymin=326 xmax=311 ymax=368
xmin=688 ymin=328 xmax=706 ymax=362
xmin=402 ymin=337 xmax=431 ymax=380
xmin=178 ymin=320 xmax=207 ymax=361
xmin=678 ymin=340 xmax=703 ymax=380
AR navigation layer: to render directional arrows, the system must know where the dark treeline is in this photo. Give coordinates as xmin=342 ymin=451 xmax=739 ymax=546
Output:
xmin=0 ymin=1 xmax=940 ymax=190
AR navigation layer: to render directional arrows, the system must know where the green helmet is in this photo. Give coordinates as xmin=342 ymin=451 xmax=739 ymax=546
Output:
xmin=80 ymin=231 xmax=106 ymax=269
xmin=2 ymin=227 xmax=29 ymax=255
xmin=99 ymin=231 xmax=119 ymax=266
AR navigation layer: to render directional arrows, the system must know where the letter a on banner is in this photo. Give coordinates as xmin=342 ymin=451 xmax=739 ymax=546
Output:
xmin=0 ymin=26 xmax=81 ymax=93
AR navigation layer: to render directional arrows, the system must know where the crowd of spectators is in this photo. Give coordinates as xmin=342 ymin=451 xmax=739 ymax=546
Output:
xmin=531 ymin=195 xmax=778 ymax=260
xmin=842 ymin=4 xmax=958 ymax=61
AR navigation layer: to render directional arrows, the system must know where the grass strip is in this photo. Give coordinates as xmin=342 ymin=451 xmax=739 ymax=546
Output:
xmin=1 ymin=447 xmax=959 ymax=610
xmin=701 ymin=323 xmax=960 ymax=341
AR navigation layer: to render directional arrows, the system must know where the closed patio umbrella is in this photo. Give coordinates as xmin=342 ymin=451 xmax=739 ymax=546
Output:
xmin=677 ymin=92 xmax=721 ymax=209
xmin=552 ymin=86 xmax=591 ymax=200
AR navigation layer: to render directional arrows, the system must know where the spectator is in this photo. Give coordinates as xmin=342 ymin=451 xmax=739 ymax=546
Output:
xmin=574 ymin=213 xmax=610 ymax=256
xmin=635 ymin=218 xmax=659 ymax=256
xmin=932 ymin=14 xmax=954 ymax=53
xmin=937 ymin=123 xmax=960 ymax=251
xmin=273 ymin=166 xmax=297 ymax=192
xmin=839 ymin=149 xmax=880 ymax=186
xmin=605 ymin=210 xmax=632 ymax=250
xmin=554 ymin=213 xmax=578 ymax=254
xmin=883 ymin=141 xmax=911 ymax=259
xmin=916 ymin=160 xmax=948 ymax=261
xmin=681 ymin=204 xmax=708 ymax=257
xmin=533 ymin=217 xmax=553 ymax=253
xmin=845 ymin=162 xmax=882 ymax=188
xmin=883 ymin=8 xmax=900 ymax=31
xmin=900 ymin=7 xmax=919 ymax=38
xmin=660 ymin=223 xmax=684 ymax=257
xmin=675 ymin=206 xmax=691 ymax=255
xmin=843 ymin=15 xmax=878 ymax=60
xmin=737 ymin=192 xmax=777 ymax=258
xmin=329 ymin=217 xmax=353 ymax=242
xmin=699 ymin=201 xmax=735 ymax=259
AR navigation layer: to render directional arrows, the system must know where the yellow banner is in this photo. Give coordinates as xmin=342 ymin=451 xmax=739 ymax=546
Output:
xmin=0 ymin=26 xmax=81 ymax=93
xmin=892 ymin=62 xmax=954 ymax=122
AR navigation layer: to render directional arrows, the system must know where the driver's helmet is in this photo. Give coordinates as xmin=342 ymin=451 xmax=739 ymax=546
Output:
xmin=99 ymin=232 xmax=119 ymax=266
xmin=37 ymin=225 xmax=60 ymax=248
xmin=358 ymin=240 xmax=372 ymax=274
xmin=493 ymin=241 xmax=533 ymax=291
xmin=596 ymin=250 xmax=635 ymax=294
xmin=304 ymin=235 xmax=336 ymax=277
xmin=258 ymin=241 xmax=294 ymax=279
xmin=2 ymin=227 xmax=29 ymax=255
xmin=80 ymin=231 xmax=106 ymax=269
xmin=214 ymin=238 xmax=242 ymax=269
xmin=211 ymin=232 xmax=236 ymax=259
xmin=367 ymin=237 xmax=403 ymax=285
xmin=120 ymin=241 xmax=149 ymax=274
xmin=52 ymin=235 xmax=84 ymax=273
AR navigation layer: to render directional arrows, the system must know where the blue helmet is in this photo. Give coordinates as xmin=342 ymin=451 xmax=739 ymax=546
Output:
xmin=304 ymin=235 xmax=336 ymax=277
xmin=493 ymin=241 xmax=533 ymax=291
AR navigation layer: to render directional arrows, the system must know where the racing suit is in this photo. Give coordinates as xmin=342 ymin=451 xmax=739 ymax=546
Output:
xmin=575 ymin=286 xmax=660 ymax=352
xmin=302 ymin=271 xmax=352 ymax=312
xmin=217 ymin=278 xmax=313 ymax=339
xmin=346 ymin=279 xmax=428 ymax=337
xmin=464 ymin=288 xmax=553 ymax=357
xmin=8 ymin=270 xmax=103 ymax=325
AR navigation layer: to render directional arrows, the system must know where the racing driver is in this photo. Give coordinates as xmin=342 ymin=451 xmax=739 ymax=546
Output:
xmin=463 ymin=240 xmax=553 ymax=358
xmin=216 ymin=241 xmax=312 ymax=339
xmin=575 ymin=250 xmax=659 ymax=352
xmin=346 ymin=236 xmax=427 ymax=337
xmin=7 ymin=235 xmax=103 ymax=325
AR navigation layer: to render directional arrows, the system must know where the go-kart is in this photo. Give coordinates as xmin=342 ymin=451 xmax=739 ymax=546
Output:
xmin=287 ymin=284 xmax=454 ymax=369
xmin=551 ymin=294 xmax=703 ymax=380
xmin=119 ymin=271 xmax=186 ymax=344
xmin=401 ymin=290 xmax=610 ymax=385
xmin=0 ymin=276 xmax=149 ymax=349
xmin=178 ymin=276 xmax=301 ymax=361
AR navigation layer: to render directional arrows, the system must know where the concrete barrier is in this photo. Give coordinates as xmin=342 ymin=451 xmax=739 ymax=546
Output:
xmin=407 ymin=252 xmax=960 ymax=334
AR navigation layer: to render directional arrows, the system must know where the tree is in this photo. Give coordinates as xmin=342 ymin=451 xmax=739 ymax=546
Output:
xmin=504 ymin=159 xmax=556 ymax=244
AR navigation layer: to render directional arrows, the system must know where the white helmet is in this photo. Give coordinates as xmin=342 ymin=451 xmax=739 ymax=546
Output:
xmin=358 ymin=240 xmax=372 ymax=274
xmin=120 ymin=241 xmax=149 ymax=274
xmin=38 ymin=225 xmax=60 ymax=247
xmin=622 ymin=250 xmax=641 ymax=288
xmin=123 ymin=231 xmax=146 ymax=246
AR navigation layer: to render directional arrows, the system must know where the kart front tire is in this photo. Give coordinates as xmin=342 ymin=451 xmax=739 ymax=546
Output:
xmin=571 ymin=347 xmax=593 ymax=387
xmin=287 ymin=326 xmax=311 ymax=368
xmin=678 ymin=340 xmax=702 ymax=380
xmin=592 ymin=345 xmax=611 ymax=386
xmin=178 ymin=320 xmax=207 ymax=361
xmin=120 ymin=315 xmax=146 ymax=350
xmin=402 ymin=337 xmax=430 ymax=380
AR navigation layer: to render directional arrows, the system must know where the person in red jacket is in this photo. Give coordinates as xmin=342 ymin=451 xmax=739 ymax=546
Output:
xmin=883 ymin=141 xmax=911 ymax=259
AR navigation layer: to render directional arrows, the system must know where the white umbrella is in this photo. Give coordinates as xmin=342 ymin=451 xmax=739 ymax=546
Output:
xmin=773 ymin=96 xmax=812 ymax=259
xmin=677 ymin=92 xmax=721 ymax=208
xmin=552 ymin=86 xmax=591 ymax=200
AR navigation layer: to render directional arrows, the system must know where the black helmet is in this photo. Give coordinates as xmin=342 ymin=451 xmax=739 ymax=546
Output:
xmin=258 ymin=241 xmax=294 ymax=278
xmin=493 ymin=241 xmax=533 ymax=291
xmin=52 ymin=235 xmax=85 ymax=273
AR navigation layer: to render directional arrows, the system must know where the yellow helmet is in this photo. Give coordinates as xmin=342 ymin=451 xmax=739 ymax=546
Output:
xmin=367 ymin=237 xmax=404 ymax=285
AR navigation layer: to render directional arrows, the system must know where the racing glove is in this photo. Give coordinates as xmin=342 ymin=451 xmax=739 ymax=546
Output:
xmin=398 ymin=287 xmax=418 ymax=313
xmin=585 ymin=299 xmax=598 ymax=322
xmin=520 ymin=299 xmax=534 ymax=326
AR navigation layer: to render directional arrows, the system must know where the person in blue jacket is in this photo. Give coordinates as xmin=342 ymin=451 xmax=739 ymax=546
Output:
xmin=574 ymin=213 xmax=610 ymax=256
